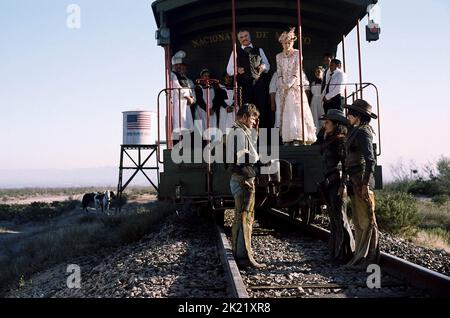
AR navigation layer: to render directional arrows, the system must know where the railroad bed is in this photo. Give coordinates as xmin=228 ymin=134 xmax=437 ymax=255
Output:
xmin=4 ymin=206 xmax=449 ymax=298
xmin=4 ymin=209 xmax=228 ymax=298
xmin=223 ymin=209 xmax=449 ymax=298
xmin=313 ymin=215 xmax=450 ymax=277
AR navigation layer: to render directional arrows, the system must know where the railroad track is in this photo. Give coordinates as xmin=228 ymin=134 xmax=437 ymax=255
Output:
xmin=215 ymin=224 xmax=249 ymax=298
xmin=218 ymin=208 xmax=450 ymax=298
xmin=5 ymin=206 xmax=447 ymax=298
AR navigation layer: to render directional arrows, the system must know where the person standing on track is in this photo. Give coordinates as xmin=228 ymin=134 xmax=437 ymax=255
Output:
xmin=315 ymin=109 xmax=355 ymax=262
xmin=227 ymin=103 xmax=265 ymax=269
xmin=343 ymin=99 xmax=380 ymax=267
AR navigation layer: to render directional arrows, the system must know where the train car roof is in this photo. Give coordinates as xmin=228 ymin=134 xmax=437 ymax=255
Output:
xmin=152 ymin=0 xmax=377 ymax=43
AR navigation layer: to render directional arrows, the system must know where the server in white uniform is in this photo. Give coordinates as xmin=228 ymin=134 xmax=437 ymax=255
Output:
xmin=170 ymin=50 xmax=195 ymax=141
xmin=214 ymin=73 xmax=237 ymax=136
xmin=194 ymin=69 xmax=217 ymax=139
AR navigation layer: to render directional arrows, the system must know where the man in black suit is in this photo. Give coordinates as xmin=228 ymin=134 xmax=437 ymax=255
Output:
xmin=323 ymin=59 xmax=346 ymax=113
xmin=321 ymin=53 xmax=334 ymax=93
xmin=226 ymin=30 xmax=271 ymax=128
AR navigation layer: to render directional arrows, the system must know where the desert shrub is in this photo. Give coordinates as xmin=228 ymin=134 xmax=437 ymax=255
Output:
xmin=436 ymin=157 xmax=450 ymax=192
xmin=0 ymin=202 xmax=175 ymax=291
xmin=375 ymin=190 xmax=419 ymax=234
xmin=424 ymin=227 xmax=450 ymax=245
xmin=0 ymin=200 xmax=79 ymax=223
xmin=0 ymin=222 xmax=109 ymax=288
xmin=407 ymin=157 xmax=450 ymax=196
xmin=76 ymin=214 xmax=98 ymax=224
xmin=408 ymin=179 xmax=445 ymax=197
xmin=417 ymin=200 xmax=450 ymax=232
xmin=384 ymin=179 xmax=414 ymax=193
xmin=127 ymin=186 xmax=157 ymax=196
xmin=386 ymin=157 xmax=450 ymax=197
xmin=431 ymin=194 xmax=449 ymax=206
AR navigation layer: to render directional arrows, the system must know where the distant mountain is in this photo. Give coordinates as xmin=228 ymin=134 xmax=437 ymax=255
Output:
xmin=0 ymin=167 xmax=157 ymax=188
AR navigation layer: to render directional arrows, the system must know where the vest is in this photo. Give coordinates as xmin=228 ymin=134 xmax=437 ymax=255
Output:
xmin=236 ymin=46 xmax=261 ymax=80
xmin=344 ymin=124 xmax=375 ymax=183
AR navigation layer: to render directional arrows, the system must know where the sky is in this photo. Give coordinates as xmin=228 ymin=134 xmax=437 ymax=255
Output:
xmin=0 ymin=0 xmax=449 ymax=187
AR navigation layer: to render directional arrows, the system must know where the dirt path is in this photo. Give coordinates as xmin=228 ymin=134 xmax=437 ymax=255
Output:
xmin=1 ymin=195 xmax=82 ymax=205
xmin=0 ymin=194 xmax=158 ymax=256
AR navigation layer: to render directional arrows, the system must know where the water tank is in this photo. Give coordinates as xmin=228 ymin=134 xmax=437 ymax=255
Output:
xmin=122 ymin=110 xmax=157 ymax=145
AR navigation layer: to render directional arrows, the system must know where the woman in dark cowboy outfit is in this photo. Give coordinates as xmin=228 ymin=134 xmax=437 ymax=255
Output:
xmin=343 ymin=99 xmax=380 ymax=266
xmin=315 ymin=109 xmax=355 ymax=262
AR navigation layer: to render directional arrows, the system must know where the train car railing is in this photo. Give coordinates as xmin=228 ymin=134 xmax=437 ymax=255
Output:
xmin=156 ymin=85 xmax=242 ymax=163
xmin=302 ymin=81 xmax=382 ymax=157
xmin=157 ymin=81 xmax=382 ymax=161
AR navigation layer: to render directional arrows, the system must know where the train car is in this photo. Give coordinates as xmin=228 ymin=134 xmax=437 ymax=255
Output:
xmin=151 ymin=0 xmax=382 ymax=223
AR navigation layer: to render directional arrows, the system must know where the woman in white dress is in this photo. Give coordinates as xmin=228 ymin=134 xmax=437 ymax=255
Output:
xmin=310 ymin=66 xmax=325 ymax=130
xmin=273 ymin=69 xmax=310 ymax=130
xmin=276 ymin=28 xmax=316 ymax=145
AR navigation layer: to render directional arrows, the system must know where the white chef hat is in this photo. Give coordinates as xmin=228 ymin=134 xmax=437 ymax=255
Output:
xmin=171 ymin=50 xmax=186 ymax=65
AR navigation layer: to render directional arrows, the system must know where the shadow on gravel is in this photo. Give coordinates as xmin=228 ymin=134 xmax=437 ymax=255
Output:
xmin=232 ymin=212 xmax=429 ymax=298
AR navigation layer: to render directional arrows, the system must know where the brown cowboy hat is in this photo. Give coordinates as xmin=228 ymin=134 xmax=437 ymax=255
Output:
xmin=319 ymin=109 xmax=348 ymax=125
xmin=344 ymin=99 xmax=377 ymax=119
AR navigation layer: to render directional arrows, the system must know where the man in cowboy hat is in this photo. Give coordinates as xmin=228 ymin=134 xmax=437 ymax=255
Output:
xmin=315 ymin=109 xmax=355 ymax=262
xmin=342 ymin=99 xmax=379 ymax=267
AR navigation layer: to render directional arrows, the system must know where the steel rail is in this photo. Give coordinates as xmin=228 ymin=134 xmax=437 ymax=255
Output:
xmin=215 ymin=224 xmax=249 ymax=298
xmin=266 ymin=208 xmax=450 ymax=297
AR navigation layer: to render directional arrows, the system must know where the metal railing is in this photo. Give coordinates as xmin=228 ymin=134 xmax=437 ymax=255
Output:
xmin=302 ymin=81 xmax=382 ymax=156
xmin=157 ymin=81 xmax=382 ymax=162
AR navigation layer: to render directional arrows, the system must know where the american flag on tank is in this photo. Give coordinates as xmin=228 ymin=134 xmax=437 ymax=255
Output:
xmin=127 ymin=113 xmax=152 ymax=130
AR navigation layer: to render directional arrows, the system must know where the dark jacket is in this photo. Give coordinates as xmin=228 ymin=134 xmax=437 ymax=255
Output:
xmin=315 ymin=128 xmax=346 ymax=184
xmin=344 ymin=124 xmax=375 ymax=186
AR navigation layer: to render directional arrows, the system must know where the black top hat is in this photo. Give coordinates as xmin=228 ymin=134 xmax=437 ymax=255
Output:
xmin=344 ymin=99 xmax=378 ymax=119
xmin=319 ymin=109 xmax=348 ymax=125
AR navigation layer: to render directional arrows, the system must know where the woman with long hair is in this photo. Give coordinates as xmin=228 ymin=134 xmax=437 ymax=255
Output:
xmin=315 ymin=109 xmax=355 ymax=261
xmin=343 ymin=99 xmax=380 ymax=266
